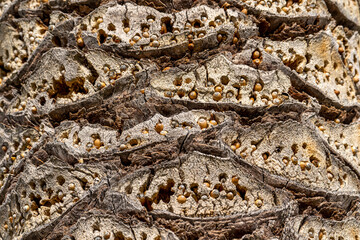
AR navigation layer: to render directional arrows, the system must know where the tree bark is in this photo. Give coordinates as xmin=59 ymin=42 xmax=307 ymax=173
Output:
xmin=0 ymin=0 xmax=360 ymax=239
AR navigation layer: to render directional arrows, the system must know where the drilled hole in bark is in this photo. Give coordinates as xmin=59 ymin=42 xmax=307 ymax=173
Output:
xmin=236 ymin=185 xmax=247 ymax=200
xmin=160 ymin=17 xmax=172 ymax=34
xmin=98 ymin=29 xmax=107 ymax=44
xmin=153 ymin=179 xmax=175 ymax=204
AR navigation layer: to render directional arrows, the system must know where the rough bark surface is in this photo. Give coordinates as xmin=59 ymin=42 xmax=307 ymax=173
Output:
xmin=0 ymin=0 xmax=360 ymax=239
